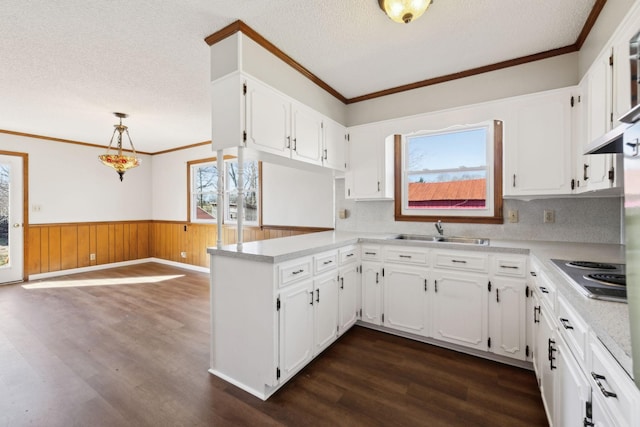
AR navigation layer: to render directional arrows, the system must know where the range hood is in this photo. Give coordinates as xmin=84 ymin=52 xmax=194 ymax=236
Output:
xmin=584 ymin=123 xmax=629 ymax=154
xmin=585 ymin=103 xmax=640 ymax=155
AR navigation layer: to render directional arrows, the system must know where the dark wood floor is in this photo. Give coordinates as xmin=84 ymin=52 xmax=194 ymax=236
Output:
xmin=0 ymin=263 xmax=548 ymax=426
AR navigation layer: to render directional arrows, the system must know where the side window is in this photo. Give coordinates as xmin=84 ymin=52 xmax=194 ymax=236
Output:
xmin=189 ymin=159 xmax=261 ymax=225
xmin=395 ymin=120 xmax=503 ymax=224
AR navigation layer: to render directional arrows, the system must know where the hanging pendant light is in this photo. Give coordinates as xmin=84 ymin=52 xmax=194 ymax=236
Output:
xmin=98 ymin=112 xmax=141 ymax=181
xmin=379 ymin=0 xmax=432 ymax=24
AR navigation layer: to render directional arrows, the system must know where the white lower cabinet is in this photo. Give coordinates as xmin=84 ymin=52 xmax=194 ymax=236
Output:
xmin=338 ymin=262 xmax=359 ymax=334
xmin=431 ymin=269 xmax=488 ymax=351
xmin=278 ymin=279 xmax=314 ymax=382
xmin=488 ymin=277 xmax=527 ymax=359
xmin=383 ymin=265 xmax=429 ymax=336
xmin=361 ymin=261 xmax=383 ymax=325
xmin=313 ymin=272 xmax=340 ymax=355
xmin=536 ymin=298 xmax=557 ymax=425
xmin=555 ymin=334 xmax=590 ymax=427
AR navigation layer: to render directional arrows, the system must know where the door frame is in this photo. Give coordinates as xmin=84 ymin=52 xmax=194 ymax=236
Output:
xmin=0 ymin=150 xmax=28 ymax=282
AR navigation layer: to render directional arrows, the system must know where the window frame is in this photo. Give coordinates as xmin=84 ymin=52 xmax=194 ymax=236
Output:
xmin=187 ymin=156 xmax=262 ymax=226
xmin=394 ymin=120 xmax=503 ymax=224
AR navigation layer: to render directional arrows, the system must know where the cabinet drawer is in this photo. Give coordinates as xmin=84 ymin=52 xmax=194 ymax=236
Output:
xmin=314 ymin=250 xmax=338 ymax=274
xmin=537 ymin=270 xmax=556 ymax=311
xmin=383 ymin=246 xmax=429 ymax=265
xmin=434 ymin=251 xmax=488 ymax=272
xmin=279 ymin=257 xmax=313 ymax=287
xmin=589 ymin=336 xmax=638 ymax=427
xmin=556 ymin=295 xmax=587 ymax=363
xmin=361 ymin=245 xmax=382 ymax=261
xmin=339 ymin=245 xmax=359 ymax=265
xmin=492 ymin=255 xmax=527 ymax=277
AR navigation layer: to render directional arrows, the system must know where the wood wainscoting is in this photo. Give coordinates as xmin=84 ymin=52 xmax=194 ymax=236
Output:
xmin=27 ymin=221 xmax=329 ymax=276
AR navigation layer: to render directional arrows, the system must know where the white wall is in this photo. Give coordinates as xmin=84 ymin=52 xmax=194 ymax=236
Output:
xmin=262 ymin=162 xmax=334 ymax=228
xmin=151 ymin=144 xmax=335 ymax=227
xmin=0 ymin=132 xmax=152 ymax=224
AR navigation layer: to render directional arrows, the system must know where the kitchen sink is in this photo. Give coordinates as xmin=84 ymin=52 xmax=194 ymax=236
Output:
xmin=392 ymin=234 xmax=490 ymax=245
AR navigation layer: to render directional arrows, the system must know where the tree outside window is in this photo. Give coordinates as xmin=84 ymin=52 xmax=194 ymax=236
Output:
xmin=191 ymin=160 xmax=260 ymax=224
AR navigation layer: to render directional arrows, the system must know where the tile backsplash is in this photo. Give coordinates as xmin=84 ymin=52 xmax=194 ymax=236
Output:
xmin=334 ymin=178 xmax=622 ymax=244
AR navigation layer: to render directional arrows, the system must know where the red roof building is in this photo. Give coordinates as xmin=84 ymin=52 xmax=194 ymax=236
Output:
xmin=408 ymin=179 xmax=486 ymax=209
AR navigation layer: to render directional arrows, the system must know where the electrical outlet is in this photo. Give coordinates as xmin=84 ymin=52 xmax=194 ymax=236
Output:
xmin=89 ymin=253 xmax=96 ymax=261
xmin=180 ymin=251 xmax=187 ymax=258
xmin=507 ymin=210 xmax=518 ymax=223
xmin=543 ymin=210 xmax=555 ymax=223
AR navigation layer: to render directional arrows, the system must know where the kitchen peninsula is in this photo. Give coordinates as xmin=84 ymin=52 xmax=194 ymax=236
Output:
xmin=207 ymin=231 xmax=632 ymax=412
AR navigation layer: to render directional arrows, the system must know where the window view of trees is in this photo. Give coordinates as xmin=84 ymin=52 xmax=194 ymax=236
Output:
xmin=192 ymin=160 xmax=259 ymax=224
xmin=0 ymin=164 xmax=9 ymax=267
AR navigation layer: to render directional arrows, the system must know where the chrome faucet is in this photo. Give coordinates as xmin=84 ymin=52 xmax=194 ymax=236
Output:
xmin=435 ymin=220 xmax=444 ymax=236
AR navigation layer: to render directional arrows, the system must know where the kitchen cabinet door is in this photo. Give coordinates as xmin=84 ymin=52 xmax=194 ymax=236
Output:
xmin=313 ymin=272 xmax=339 ymax=355
xmin=504 ymin=88 xmax=574 ymax=196
xmin=345 ymin=126 xmax=393 ymax=200
xmin=383 ymin=265 xmax=429 ymax=336
xmin=291 ymin=102 xmax=323 ymax=166
xmin=431 ymin=270 xmax=487 ymax=351
xmin=245 ymin=77 xmax=291 ymax=157
xmin=555 ymin=335 xmax=590 ymax=427
xmin=361 ymin=261 xmax=383 ymax=325
xmin=338 ymin=263 xmax=359 ymax=334
xmin=536 ymin=300 xmax=556 ymax=426
xmin=488 ymin=277 xmax=527 ymax=360
xmin=323 ymin=118 xmax=347 ymax=171
xmin=278 ymin=279 xmax=314 ymax=382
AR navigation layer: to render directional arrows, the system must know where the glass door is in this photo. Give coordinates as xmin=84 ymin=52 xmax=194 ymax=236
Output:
xmin=0 ymin=154 xmax=24 ymax=284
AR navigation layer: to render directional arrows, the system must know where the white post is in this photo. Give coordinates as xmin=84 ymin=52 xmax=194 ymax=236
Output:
xmin=216 ymin=149 xmax=224 ymax=248
xmin=236 ymin=146 xmax=244 ymax=250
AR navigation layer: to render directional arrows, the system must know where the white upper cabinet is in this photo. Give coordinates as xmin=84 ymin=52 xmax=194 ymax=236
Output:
xmin=323 ymin=118 xmax=347 ymax=171
xmin=344 ymin=127 xmax=394 ymax=200
xmin=504 ymin=88 xmax=574 ymax=197
xmin=212 ymin=73 xmax=345 ymax=170
xmin=245 ymin=77 xmax=291 ymax=157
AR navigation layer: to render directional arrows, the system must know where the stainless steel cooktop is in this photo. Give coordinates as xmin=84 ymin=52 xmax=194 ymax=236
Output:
xmin=551 ymin=259 xmax=627 ymax=303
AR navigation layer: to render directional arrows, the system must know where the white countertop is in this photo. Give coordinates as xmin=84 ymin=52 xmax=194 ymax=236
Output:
xmin=207 ymin=231 xmax=631 ymax=377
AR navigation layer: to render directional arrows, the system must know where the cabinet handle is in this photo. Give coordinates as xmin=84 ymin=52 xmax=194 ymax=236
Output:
xmin=323 ymin=149 xmax=328 ymax=160
xmin=346 ymin=253 xmax=354 ymax=258
xmin=496 ymin=289 xmax=500 ymax=303
xmin=309 ymin=291 xmax=314 ymax=305
xmin=365 ymin=252 xmax=377 ymax=256
xmin=316 ymin=289 xmax=320 ymax=303
xmin=584 ymin=163 xmax=589 ymax=181
xmin=499 ymin=265 xmax=518 ymax=269
xmin=293 ymin=138 xmax=297 ymax=151
xmin=292 ymin=269 xmax=304 ymax=275
xmin=424 ymin=279 xmax=427 ymax=292
xmin=376 ymin=272 xmax=379 ymax=284
xmin=435 ymin=280 xmax=438 ymax=293
xmin=377 ymin=181 xmax=381 ymax=192
xmin=399 ymin=255 xmax=412 ymax=259
xmin=540 ymin=286 xmax=549 ymax=294
xmin=530 ymin=271 xmax=537 ymax=277
xmin=513 ymin=174 xmax=516 ymax=187
xmin=591 ymin=372 xmax=618 ymax=398
xmin=548 ymin=339 xmax=557 ymax=370
xmin=323 ymin=260 xmax=333 ymax=265
xmin=560 ymin=317 xmax=574 ymax=330
xmin=340 ymin=277 xmax=344 ymax=290
xmin=452 ymin=259 xmax=467 ymax=264
xmin=286 ymin=136 xmax=291 ymax=149
xmin=534 ymin=306 xmax=540 ymax=323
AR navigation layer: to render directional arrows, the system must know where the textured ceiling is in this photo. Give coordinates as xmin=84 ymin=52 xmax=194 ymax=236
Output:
xmin=0 ymin=0 xmax=597 ymax=153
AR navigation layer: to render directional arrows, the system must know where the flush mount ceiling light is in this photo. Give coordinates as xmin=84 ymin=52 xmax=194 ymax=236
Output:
xmin=98 ymin=112 xmax=141 ymax=181
xmin=379 ymin=0 xmax=432 ymax=24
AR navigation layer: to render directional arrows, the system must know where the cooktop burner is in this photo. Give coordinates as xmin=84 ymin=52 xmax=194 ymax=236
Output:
xmin=566 ymin=261 xmax=618 ymax=270
xmin=584 ymin=273 xmax=626 ymax=287
xmin=551 ymin=259 xmax=626 ymax=303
